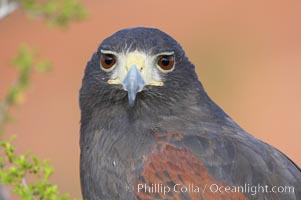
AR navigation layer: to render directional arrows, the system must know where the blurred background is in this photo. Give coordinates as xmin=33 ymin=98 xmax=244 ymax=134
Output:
xmin=0 ymin=0 xmax=300 ymax=198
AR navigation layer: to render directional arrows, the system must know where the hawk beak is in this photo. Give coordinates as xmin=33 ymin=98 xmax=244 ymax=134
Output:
xmin=122 ymin=65 xmax=145 ymax=106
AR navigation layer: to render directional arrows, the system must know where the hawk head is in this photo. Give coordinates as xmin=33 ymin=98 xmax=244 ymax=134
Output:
xmin=80 ymin=27 xmax=204 ymax=114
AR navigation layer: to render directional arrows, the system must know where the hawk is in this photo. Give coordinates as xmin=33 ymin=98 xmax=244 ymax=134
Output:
xmin=79 ymin=27 xmax=300 ymax=200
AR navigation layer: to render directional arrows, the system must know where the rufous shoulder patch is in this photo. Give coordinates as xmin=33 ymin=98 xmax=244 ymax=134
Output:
xmin=135 ymin=143 xmax=249 ymax=200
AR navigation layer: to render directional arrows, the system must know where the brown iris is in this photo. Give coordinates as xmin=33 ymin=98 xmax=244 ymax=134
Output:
xmin=100 ymin=53 xmax=116 ymax=69
xmin=157 ymin=55 xmax=175 ymax=71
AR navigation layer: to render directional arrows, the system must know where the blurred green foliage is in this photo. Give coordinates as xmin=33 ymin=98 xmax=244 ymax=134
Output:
xmin=0 ymin=137 xmax=68 ymax=200
xmin=0 ymin=0 xmax=87 ymax=199
xmin=19 ymin=0 xmax=88 ymax=27
xmin=0 ymin=45 xmax=70 ymax=200
xmin=0 ymin=45 xmax=51 ymax=136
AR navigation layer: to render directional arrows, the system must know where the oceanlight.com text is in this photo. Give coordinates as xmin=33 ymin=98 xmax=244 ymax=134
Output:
xmin=135 ymin=183 xmax=295 ymax=196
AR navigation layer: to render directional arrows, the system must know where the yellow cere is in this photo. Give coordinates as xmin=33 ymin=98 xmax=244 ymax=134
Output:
xmin=126 ymin=52 xmax=146 ymax=71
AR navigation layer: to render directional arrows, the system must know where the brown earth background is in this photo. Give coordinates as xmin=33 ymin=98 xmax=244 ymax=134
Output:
xmin=0 ymin=0 xmax=300 ymax=199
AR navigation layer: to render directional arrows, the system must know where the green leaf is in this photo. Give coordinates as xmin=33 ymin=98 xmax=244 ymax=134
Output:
xmin=12 ymin=45 xmax=33 ymax=71
xmin=20 ymin=0 xmax=88 ymax=27
xmin=35 ymin=60 xmax=52 ymax=72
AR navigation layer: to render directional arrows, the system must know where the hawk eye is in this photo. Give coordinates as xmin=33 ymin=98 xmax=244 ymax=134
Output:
xmin=157 ymin=55 xmax=175 ymax=71
xmin=100 ymin=53 xmax=116 ymax=69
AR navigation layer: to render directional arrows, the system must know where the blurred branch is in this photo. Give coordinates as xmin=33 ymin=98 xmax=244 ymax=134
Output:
xmin=0 ymin=45 xmax=51 ymax=136
xmin=0 ymin=45 xmax=75 ymax=200
xmin=0 ymin=0 xmax=88 ymax=198
xmin=0 ymin=0 xmax=18 ymax=19
xmin=19 ymin=0 xmax=88 ymax=27
xmin=0 ymin=137 xmax=69 ymax=200
xmin=0 ymin=0 xmax=88 ymax=27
